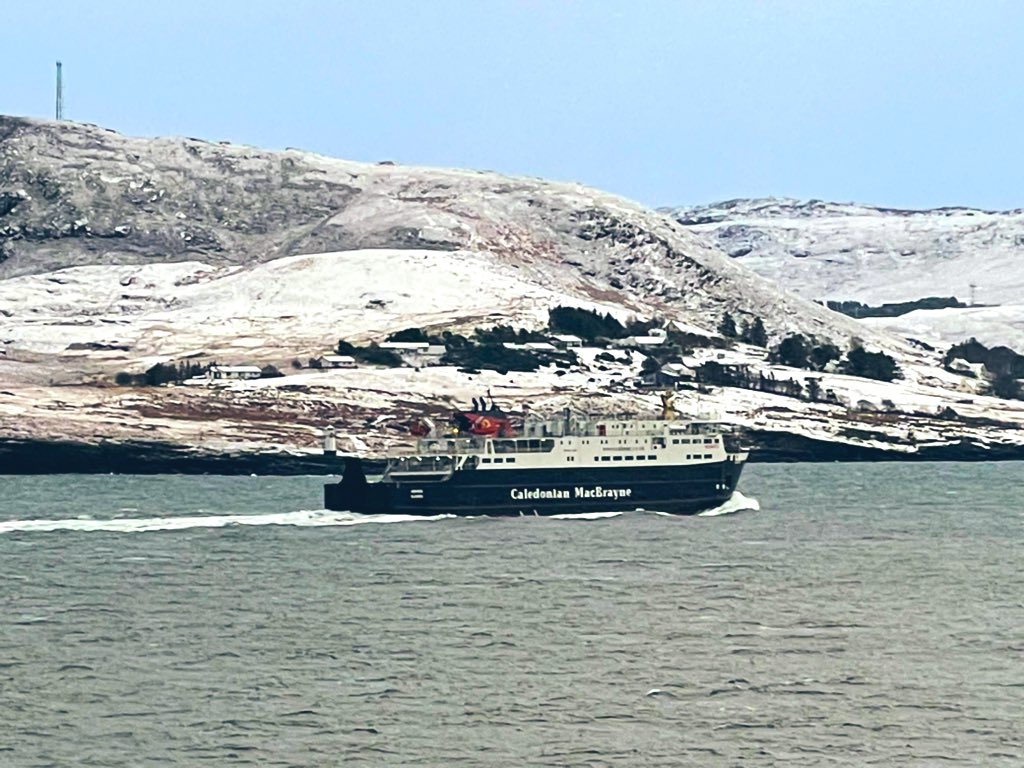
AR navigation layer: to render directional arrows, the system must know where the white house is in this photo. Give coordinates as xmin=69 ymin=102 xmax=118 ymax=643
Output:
xmin=315 ymin=354 xmax=357 ymax=369
xmin=207 ymin=365 xmax=262 ymax=381
xmin=612 ymin=333 xmax=666 ymax=348
xmin=379 ymin=341 xmax=430 ymax=352
xmin=502 ymin=342 xmax=558 ymax=352
xmin=378 ymin=341 xmax=446 ymax=366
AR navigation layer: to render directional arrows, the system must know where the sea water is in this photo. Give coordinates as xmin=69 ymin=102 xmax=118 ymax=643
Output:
xmin=0 ymin=463 xmax=1021 ymax=766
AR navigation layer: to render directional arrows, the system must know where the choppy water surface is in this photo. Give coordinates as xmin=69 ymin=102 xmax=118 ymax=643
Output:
xmin=1 ymin=464 xmax=1022 ymax=766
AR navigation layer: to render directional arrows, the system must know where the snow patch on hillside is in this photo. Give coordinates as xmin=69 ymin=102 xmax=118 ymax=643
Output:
xmin=0 ymin=249 xmax=633 ymax=364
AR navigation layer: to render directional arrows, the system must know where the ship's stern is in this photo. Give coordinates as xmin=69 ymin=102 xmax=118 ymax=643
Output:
xmin=324 ymin=457 xmax=393 ymax=513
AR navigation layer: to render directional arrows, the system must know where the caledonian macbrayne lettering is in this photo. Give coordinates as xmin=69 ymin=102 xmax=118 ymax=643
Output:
xmin=509 ymin=486 xmax=633 ymax=501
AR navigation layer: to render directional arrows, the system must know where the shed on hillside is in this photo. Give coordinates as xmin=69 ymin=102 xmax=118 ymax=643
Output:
xmin=550 ymin=334 xmax=583 ymax=349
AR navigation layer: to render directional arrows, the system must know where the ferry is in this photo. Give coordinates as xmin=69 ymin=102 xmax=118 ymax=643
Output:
xmin=323 ymin=395 xmax=749 ymax=516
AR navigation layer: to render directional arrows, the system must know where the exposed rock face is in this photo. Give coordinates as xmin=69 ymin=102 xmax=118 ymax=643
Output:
xmin=0 ymin=115 xmax=360 ymax=273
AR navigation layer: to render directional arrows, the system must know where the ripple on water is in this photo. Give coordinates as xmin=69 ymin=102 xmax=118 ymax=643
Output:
xmin=0 ymin=466 xmax=1022 ymax=767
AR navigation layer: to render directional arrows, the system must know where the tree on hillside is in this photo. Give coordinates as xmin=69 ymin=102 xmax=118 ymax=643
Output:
xmin=840 ymin=347 xmax=900 ymax=382
xmin=990 ymin=372 xmax=1022 ymax=399
xmin=641 ymin=356 xmax=661 ymax=374
xmin=773 ymin=334 xmax=809 ymax=368
xmin=718 ymin=312 xmax=737 ymax=338
xmin=809 ymin=342 xmax=841 ymax=371
xmin=740 ymin=317 xmax=768 ymax=347
xmin=805 ymin=377 xmax=821 ymax=402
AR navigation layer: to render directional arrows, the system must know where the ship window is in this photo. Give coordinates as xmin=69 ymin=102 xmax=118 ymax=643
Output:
xmin=481 ymin=458 xmax=491 ymax=464
xmin=613 ymin=455 xmax=623 ymax=461
xmin=601 ymin=456 xmax=611 ymax=462
xmin=594 ymin=457 xmax=599 ymax=462
xmin=648 ymin=455 xmax=656 ymax=460
xmin=493 ymin=458 xmax=503 ymax=463
xmin=705 ymin=453 xmax=712 ymax=459
xmin=625 ymin=455 xmax=634 ymax=461
xmin=506 ymin=458 xmax=516 ymax=463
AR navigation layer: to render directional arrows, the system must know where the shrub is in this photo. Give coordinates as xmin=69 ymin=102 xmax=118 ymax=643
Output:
xmin=387 ymin=327 xmax=431 ymax=343
xmin=840 ymin=347 xmax=900 ymax=382
xmin=991 ymin=373 xmax=1021 ymax=399
xmin=773 ymin=334 xmax=809 ymax=368
xmin=355 ymin=344 xmax=404 ymax=367
xmin=809 ymin=342 xmax=841 ymax=371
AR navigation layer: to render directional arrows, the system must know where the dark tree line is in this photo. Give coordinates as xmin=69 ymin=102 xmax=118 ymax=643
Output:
xmin=115 ymin=361 xmax=211 ymax=387
xmin=718 ymin=313 xmax=768 ymax=348
xmin=827 ymin=296 xmax=966 ymax=319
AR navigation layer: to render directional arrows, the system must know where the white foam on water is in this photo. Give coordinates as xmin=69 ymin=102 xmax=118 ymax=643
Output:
xmin=698 ymin=491 xmax=761 ymax=517
xmin=548 ymin=510 xmax=625 ymax=520
xmin=1 ymin=492 xmax=761 ymax=533
xmin=0 ymin=509 xmax=452 ymax=534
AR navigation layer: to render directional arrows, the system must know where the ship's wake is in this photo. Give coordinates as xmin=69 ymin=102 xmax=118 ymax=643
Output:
xmin=1 ymin=492 xmax=760 ymax=534
xmin=697 ymin=491 xmax=760 ymax=517
xmin=0 ymin=509 xmax=452 ymax=534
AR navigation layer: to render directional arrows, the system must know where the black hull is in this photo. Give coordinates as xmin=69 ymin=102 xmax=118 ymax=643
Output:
xmin=324 ymin=457 xmax=744 ymax=517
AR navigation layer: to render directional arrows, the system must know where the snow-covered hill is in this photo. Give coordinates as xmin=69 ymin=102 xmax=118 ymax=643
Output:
xmin=666 ymin=197 xmax=1024 ymax=348
xmin=2 ymin=120 xmax=1023 ymax=462
xmin=0 ymin=117 xmax=889 ymax=355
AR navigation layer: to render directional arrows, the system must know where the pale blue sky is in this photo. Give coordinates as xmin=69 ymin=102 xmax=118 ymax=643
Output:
xmin=5 ymin=1 xmax=1023 ymax=209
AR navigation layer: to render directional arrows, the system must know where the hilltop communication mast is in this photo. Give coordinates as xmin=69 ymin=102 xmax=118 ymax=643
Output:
xmin=55 ymin=61 xmax=64 ymax=120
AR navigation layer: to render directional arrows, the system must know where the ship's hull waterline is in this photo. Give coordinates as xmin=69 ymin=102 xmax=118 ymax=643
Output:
xmin=324 ymin=457 xmax=745 ymax=516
